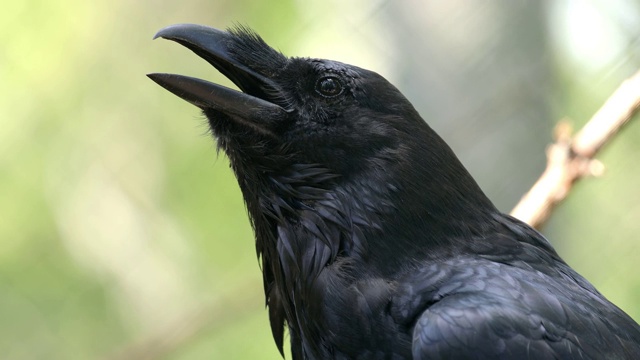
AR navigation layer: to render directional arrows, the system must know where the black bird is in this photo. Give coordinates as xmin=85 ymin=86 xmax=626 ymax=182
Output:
xmin=148 ymin=24 xmax=640 ymax=359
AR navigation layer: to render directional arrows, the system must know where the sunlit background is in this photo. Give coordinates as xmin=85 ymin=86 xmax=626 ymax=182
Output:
xmin=2 ymin=0 xmax=640 ymax=359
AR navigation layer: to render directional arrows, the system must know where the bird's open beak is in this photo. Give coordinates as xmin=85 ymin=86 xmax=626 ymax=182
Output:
xmin=147 ymin=24 xmax=288 ymax=135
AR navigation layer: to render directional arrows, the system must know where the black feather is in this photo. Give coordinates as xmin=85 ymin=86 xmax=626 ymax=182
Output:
xmin=150 ymin=24 xmax=640 ymax=359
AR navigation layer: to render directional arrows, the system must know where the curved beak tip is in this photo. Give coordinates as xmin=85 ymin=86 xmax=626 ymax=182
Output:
xmin=152 ymin=23 xmax=226 ymax=42
xmin=152 ymin=25 xmax=174 ymax=40
xmin=152 ymin=24 xmax=189 ymax=40
xmin=152 ymin=24 xmax=182 ymax=40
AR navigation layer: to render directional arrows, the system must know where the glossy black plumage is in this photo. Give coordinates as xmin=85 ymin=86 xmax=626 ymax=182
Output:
xmin=149 ymin=24 xmax=640 ymax=359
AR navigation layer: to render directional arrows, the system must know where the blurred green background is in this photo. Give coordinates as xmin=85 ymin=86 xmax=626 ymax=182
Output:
xmin=2 ymin=0 xmax=639 ymax=359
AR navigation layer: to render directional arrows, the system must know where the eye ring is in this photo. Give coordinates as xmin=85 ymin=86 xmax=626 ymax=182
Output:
xmin=315 ymin=76 xmax=344 ymax=98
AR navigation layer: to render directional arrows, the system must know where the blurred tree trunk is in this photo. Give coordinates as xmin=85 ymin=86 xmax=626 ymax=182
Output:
xmin=385 ymin=1 xmax=552 ymax=212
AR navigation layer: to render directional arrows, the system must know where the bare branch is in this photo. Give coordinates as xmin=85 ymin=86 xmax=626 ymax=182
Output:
xmin=511 ymin=69 xmax=640 ymax=229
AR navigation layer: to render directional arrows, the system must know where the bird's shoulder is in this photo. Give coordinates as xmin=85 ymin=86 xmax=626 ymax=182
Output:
xmin=389 ymin=226 xmax=640 ymax=359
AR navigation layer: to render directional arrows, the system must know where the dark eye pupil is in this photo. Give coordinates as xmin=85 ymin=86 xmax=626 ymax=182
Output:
xmin=316 ymin=77 xmax=343 ymax=97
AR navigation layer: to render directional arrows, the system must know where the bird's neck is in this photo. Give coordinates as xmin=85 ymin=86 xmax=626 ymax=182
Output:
xmin=249 ymin=155 xmax=498 ymax=279
xmin=236 ymin=154 xmax=499 ymax=355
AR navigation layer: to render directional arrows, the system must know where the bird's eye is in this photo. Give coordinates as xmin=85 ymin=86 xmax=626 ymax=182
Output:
xmin=315 ymin=76 xmax=344 ymax=97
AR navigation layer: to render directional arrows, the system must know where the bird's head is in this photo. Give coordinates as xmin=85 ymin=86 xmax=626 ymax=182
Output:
xmin=148 ymin=24 xmax=496 ymax=264
xmin=148 ymin=24 xmax=433 ymax=177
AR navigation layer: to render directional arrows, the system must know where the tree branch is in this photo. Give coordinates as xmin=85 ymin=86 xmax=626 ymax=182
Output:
xmin=510 ymin=69 xmax=640 ymax=229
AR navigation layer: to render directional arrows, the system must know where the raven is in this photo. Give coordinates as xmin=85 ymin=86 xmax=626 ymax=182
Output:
xmin=148 ymin=24 xmax=640 ymax=359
